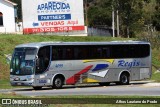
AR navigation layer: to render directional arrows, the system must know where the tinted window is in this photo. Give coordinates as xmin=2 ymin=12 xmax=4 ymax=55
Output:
xmin=36 ymin=46 xmax=50 ymax=74
xmin=111 ymin=44 xmax=150 ymax=58
xmin=0 ymin=12 xmax=3 ymax=26
xmin=52 ymin=45 xmax=110 ymax=60
xmin=51 ymin=44 xmax=150 ymax=60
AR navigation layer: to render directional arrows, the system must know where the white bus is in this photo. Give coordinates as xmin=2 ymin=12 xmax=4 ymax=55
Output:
xmin=10 ymin=41 xmax=151 ymax=90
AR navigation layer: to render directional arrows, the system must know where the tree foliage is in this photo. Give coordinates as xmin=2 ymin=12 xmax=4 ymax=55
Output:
xmin=87 ymin=0 xmax=160 ymax=37
xmin=11 ymin=0 xmax=22 ymax=20
xmin=152 ymin=0 xmax=160 ymax=31
xmin=87 ymin=0 xmax=112 ymax=27
xmin=116 ymin=0 xmax=150 ymax=37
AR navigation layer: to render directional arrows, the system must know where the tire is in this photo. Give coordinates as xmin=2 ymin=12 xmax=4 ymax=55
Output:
xmin=99 ymin=82 xmax=110 ymax=86
xmin=33 ymin=86 xmax=42 ymax=90
xmin=52 ymin=77 xmax=63 ymax=89
xmin=118 ymin=73 xmax=130 ymax=85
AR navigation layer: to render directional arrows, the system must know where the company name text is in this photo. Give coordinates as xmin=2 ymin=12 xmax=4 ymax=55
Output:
xmin=118 ymin=60 xmax=140 ymax=68
xmin=37 ymin=2 xmax=70 ymax=11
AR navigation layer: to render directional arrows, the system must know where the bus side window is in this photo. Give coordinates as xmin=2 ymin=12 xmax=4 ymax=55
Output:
xmin=52 ymin=48 xmax=58 ymax=60
xmin=90 ymin=47 xmax=97 ymax=59
xmin=102 ymin=47 xmax=110 ymax=58
xmin=77 ymin=47 xmax=89 ymax=59
xmin=66 ymin=48 xmax=73 ymax=60
xmin=36 ymin=46 xmax=50 ymax=74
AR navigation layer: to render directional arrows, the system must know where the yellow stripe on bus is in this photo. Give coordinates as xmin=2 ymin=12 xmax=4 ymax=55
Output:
xmin=83 ymin=78 xmax=100 ymax=83
xmin=83 ymin=59 xmax=114 ymax=64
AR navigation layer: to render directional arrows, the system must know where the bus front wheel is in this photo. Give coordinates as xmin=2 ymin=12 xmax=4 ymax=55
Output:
xmin=52 ymin=77 xmax=63 ymax=89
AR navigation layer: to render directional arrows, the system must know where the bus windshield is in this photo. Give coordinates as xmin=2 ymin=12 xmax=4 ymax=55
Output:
xmin=10 ymin=48 xmax=37 ymax=75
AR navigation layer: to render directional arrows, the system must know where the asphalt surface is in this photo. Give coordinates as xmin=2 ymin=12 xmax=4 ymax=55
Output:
xmin=1 ymin=81 xmax=160 ymax=96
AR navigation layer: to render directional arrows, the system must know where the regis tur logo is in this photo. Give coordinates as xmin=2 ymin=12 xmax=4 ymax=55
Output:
xmin=37 ymin=1 xmax=71 ymax=13
xmin=118 ymin=60 xmax=141 ymax=69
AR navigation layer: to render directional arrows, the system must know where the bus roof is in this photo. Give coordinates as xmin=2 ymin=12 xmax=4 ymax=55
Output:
xmin=15 ymin=41 xmax=150 ymax=48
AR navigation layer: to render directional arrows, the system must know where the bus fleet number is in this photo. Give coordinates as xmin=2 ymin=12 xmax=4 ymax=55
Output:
xmin=55 ymin=64 xmax=63 ymax=68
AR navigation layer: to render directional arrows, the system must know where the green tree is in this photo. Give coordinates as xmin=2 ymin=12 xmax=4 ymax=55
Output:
xmin=87 ymin=0 xmax=112 ymax=27
xmin=11 ymin=0 xmax=22 ymax=20
xmin=115 ymin=0 xmax=151 ymax=37
xmin=152 ymin=0 xmax=160 ymax=31
xmin=87 ymin=0 xmax=152 ymax=37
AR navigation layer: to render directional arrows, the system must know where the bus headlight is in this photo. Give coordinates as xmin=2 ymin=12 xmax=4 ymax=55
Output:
xmin=10 ymin=77 xmax=14 ymax=81
xmin=10 ymin=69 xmax=13 ymax=73
xmin=27 ymin=78 xmax=34 ymax=81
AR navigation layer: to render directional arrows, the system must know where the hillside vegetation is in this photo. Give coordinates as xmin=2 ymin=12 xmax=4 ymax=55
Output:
xmin=0 ymin=34 xmax=160 ymax=82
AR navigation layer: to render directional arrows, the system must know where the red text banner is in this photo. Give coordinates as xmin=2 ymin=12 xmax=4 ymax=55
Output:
xmin=23 ymin=26 xmax=85 ymax=34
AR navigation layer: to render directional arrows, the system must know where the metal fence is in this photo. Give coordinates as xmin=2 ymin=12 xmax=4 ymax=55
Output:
xmin=88 ymin=27 xmax=112 ymax=37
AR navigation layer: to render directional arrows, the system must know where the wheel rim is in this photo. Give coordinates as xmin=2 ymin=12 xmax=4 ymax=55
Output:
xmin=121 ymin=75 xmax=128 ymax=84
xmin=55 ymin=78 xmax=62 ymax=87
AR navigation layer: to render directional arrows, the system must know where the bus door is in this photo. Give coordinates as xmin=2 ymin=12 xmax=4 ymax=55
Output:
xmin=35 ymin=46 xmax=51 ymax=86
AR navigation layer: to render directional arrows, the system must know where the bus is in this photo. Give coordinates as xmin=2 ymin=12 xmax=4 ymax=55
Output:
xmin=10 ymin=41 xmax=151 ymax=90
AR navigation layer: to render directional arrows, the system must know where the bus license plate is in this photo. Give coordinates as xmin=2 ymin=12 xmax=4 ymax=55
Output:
xmin=17 ymin=83 xmax=22 ymax=85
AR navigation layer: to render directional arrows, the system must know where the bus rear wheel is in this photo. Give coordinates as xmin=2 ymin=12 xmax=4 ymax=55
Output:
xmin=117 ymin=73 xmax=130 ymax=85
xmin=52 ymin=77 xmax=63 ymax=89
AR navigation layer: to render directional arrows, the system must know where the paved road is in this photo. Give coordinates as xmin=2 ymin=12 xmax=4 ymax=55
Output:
xmin=1 ymin=81 xmax=160 ymax=96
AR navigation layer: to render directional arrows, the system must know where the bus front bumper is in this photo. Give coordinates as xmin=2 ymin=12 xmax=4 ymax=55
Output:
xmin=10 ymin=81 xmax=34 ymax=86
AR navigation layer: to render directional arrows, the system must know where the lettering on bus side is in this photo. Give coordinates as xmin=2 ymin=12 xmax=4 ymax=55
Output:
xmin=118 ymin=60 xmax=140 ymax=69
xmin=55 ymin=64 xmax=63 ymax=68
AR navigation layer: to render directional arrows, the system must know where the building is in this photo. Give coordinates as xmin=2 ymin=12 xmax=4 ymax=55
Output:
xmin=0 ymin=0 xmax=17 ymax=33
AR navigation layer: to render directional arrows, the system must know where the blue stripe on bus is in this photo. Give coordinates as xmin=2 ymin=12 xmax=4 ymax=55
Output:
xmin=92 ymin=64 xmax=109 ymax=72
